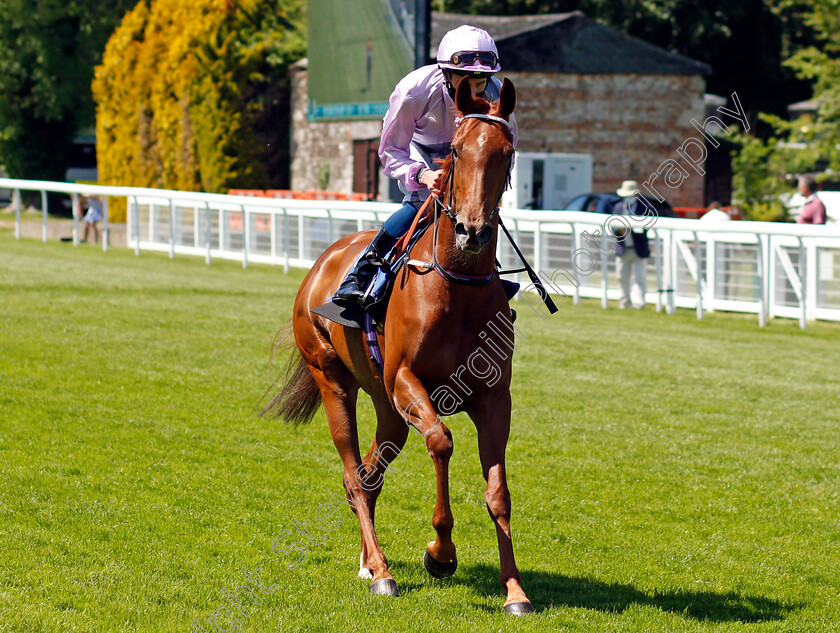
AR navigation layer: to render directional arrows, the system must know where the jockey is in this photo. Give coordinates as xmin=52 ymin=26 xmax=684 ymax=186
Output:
xmin=331 ymin=25 xmax=518 ymax=307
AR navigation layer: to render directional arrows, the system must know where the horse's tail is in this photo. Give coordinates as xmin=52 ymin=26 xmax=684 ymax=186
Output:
xmin=259 ymin=322 xmax=322 ymax=425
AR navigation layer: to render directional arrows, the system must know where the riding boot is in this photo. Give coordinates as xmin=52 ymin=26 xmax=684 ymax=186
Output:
xmin=331 ymin=228 xmax=397 ymax=307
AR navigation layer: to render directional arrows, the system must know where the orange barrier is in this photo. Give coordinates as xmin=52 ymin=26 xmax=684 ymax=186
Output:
xmin=301 ymin=190 xmax=350 ymax=201
xmin=673 ymin=207 xmax=706 ymax=219
xmin=227 ymin=189 xmax=268 ymax=197
xmin=227 ymin=212 xmax=272 ymax=231
xmin=230 ymin=189 xmax=363 ymax=201
xmin=674 ymin=206 xmax=744 ymax=220
xmin=265 ymin=189 xmax=299 ymax=199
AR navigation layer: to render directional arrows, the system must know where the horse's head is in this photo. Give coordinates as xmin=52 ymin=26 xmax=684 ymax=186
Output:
xmin=445 ymin=76 xmax=516 ymax=255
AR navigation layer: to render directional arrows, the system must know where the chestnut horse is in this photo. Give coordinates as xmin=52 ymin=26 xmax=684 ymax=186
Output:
xmin=262 ymin=77 xmax=531 ymax=614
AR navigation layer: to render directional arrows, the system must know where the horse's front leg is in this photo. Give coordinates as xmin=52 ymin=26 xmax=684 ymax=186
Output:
xmin=470 ymin=391 xmax=532 ymax=614
xmin=393 ymin=368 xmax=458 ymax=578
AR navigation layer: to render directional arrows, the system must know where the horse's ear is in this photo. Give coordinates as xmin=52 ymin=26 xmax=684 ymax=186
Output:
xmin=454 ymin=74 xmax=479 ymax=115
xmin=498 ymin=77 xmax=516 ymax=120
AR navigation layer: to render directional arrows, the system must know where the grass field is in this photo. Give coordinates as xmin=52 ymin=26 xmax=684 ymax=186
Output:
xmin=1 ymin=229 xmax=839 ymax=633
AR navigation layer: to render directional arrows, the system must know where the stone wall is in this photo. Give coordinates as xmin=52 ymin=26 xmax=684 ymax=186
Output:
xmin=291 ymin=64 xmax=707 ymax=207
xmin=290 ymin=63 xmax=385 ymax=195
xmin=500 ymin=71 xmax=707 ymax=207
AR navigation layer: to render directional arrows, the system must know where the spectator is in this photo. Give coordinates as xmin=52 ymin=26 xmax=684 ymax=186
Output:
xmin=701 ymin=200 xmax=731 ymax=222
xmin=796 ymin=176 xmax=827 ymax=224
xmin=81 ymin=194 xmax=103 ymax=244
xmin=612 ymin=180 xmax=650 ymax=309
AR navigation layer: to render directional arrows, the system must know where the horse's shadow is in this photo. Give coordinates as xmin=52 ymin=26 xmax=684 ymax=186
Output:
xmin=391 ymin=561 xmax=800 ymax=622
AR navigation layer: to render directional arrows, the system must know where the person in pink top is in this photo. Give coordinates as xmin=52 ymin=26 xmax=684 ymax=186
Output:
xmin=332 ymin=25 xmax=518 ymax=307
xmin=796 ymin=175 xmax=827 ymax=224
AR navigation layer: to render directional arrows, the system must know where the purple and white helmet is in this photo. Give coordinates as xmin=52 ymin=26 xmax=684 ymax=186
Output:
xmin=436 ymin=25 xmax=501 ymax=76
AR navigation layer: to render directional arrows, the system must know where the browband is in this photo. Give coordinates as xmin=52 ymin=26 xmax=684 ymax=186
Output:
xmin=459 ymin=113 xmax=512 ymax=130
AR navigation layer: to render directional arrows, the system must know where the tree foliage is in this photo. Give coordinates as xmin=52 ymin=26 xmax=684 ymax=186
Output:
xmin=434 ymin=0 xmax=815 ymax=126
xmin=782 ymin=0 xmax=840 ymax=170
xmin=730 ymin=0 xmax=840 ymax=218
xmin=0 ymin=0 xmax=135 ymax=180
xmin=93 ymin=0 xmax=305 ymax=218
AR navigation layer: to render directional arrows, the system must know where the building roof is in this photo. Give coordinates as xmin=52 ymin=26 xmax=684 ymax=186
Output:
xmin=432 ymin=12 xmax=711 ymax=76
xmin=787 ymin=99 xmax=819 ymax=115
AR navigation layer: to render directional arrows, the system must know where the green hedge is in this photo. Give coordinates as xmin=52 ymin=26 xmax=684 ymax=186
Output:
xmin=93 ymin=0 xmax=304 ymax=221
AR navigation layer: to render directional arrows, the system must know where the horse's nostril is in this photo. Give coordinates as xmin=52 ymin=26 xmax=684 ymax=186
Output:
xmin=454 ymin=222 xmax=468 ymax=237
xmin=478 ymin=225 xmax=493 ymax=245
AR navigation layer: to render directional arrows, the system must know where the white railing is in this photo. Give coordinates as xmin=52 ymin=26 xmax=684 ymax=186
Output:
xmin=4 ymin=177 xmax=840 ymax=328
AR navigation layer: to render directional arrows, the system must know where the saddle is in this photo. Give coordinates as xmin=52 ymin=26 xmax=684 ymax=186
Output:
xmin=311 ymin=219 xmax=433 ymax=330
xmin=312 ymin=200 xmax=554 ymax=380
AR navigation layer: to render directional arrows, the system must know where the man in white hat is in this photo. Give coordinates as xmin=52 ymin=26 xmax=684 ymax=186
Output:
xmin=612 ymin=180 xmax=650 ymax=309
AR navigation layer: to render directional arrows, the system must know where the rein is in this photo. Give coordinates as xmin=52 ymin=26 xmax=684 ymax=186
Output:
xmin=418 ymin=113 xmax=514 ymax=286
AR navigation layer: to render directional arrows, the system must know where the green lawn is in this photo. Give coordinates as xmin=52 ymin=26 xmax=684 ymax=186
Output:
xmin=1 ymin=229 xmax=839 ymax=633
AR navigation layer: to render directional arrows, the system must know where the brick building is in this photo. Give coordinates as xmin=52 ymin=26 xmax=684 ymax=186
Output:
xmin=291 ymin=11 xmax=711 ymax=208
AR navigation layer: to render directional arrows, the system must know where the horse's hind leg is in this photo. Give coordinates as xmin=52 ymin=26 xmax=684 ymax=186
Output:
xmin=356 ymin=397 xmax=410 ymax=579
xmin=308 ymin=364 xmax=399 ymax=596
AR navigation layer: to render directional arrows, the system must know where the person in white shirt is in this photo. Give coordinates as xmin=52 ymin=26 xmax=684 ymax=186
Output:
xmin=332 ymin=25 xmax=518 ymax=307
xmin=81 ymin=194 xmax=103 ymax=243
xmin=612 ymin=180 xmax=651 ymax=309
xmin=700 ymin=201 xmax=731 ymax=222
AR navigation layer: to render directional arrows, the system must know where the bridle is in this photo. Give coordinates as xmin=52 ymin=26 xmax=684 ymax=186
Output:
xmin=432 ymin=113 xmax=514 ymax=224
xmin=426 ymin=113 xmax=514 ymax=285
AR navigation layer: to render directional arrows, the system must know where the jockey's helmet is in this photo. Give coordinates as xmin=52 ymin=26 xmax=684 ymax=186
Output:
xmin=437 ymin=25 xmax=501 ymax=78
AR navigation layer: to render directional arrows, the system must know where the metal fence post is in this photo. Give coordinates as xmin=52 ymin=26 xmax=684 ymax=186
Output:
xmin=270 ymin=211 xmax=277 ymax=260
xmin=693 ymin=230 xmax=703 ymax=320
xmin=133 ymin=197 xmax=141 ymax=256
xmin=205 ymin=203 xmax=212 ymax=265
xmin=149 ymin=202 xmax=156 ymax=246
xmin=755 ymin=235 xmax=766 ymax=327
xmin=600 ymin=230 xmax=609 ymax=309
xmin=282 ymin=208 xmax=290 ymax=273
xmin=798 ymin=237 xmax=806 ymax=329
xmin=326 ymin=208 xmax=334 ymax=246
xmin=705 ymin=233 xmax=715 ymax=312
xmin=169 ymin=199 xmax=175 ymax=259
xmin=242 ymin=204 xmax=249 ymax=269
xmin=767 ymin=235 xmax=777 ymax=320
xmin=41 ymin=190 xmax=48 ymax=243
xmin=806 ymin=239 xmax=818 ymax=324
xmin=298 ymin=212 xmax=304 ymax=262
xmin=102 ymin=196 xmax=109 ymax=252
xmin=664 ymin=229 xmax=677 ymax=314
xmin=72 ymin=193 xmax=79 ymax=246
xmin=13 ymin=189 xmax=21 ymax=240
xmin=653 ymin=229 xmax=663 ymax=312
xmin=571 ymin=223 xmax=581 ymax=305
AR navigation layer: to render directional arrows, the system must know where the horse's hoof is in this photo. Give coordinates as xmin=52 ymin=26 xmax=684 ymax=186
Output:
xmin=423 ymin=550 xmax=457 ymax=578
xmin=504 ymin=601 xmax=534 ymax=615
xmin=369 ymin=578 xmax=400 ymax=597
